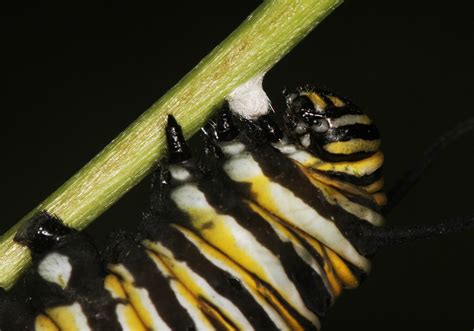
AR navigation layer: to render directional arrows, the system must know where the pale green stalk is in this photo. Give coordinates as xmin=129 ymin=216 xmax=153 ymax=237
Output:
xmin=0 ymin=0 xmax=343 ymax=289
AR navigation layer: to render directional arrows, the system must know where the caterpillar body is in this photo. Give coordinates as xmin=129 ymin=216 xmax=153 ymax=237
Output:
xmin=0 ymin=87 xmax=455 ymax=330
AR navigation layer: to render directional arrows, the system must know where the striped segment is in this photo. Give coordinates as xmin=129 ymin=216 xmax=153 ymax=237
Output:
xmin=219 ymin=140 xmax=371 ymax=271
xmin=107 ymin=239 xmax=214 ymax=330
xmin=169 ymin=225 xmax=315 ymax=330
xmin=23 ymin=234 xmax=123 ymax=331
xmin=287 ymin=89 xmax=386 ymax=205
xmin=140 ymin=222 xmax=313 ymax=330
xmin=168 ymin=181 xmax=320 ymax=326
xmin=103 ymin=274 xmax=147 ymax=331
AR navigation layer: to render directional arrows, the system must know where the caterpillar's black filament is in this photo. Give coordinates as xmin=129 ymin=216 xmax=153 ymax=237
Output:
xmin=1 ymin=87 xmax=471 ymax=330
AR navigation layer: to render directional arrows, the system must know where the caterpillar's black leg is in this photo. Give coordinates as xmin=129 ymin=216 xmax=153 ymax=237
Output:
xmin=384 ymin=117 xmax=474 ymax=214
xmin=14 ymin=211 xmax=75 ymax=256
xmin=166 ymin=114 xmax=191 ymax=164
xmin=215 ymin=102 xmax=239 ymax=142
xmin=258 ymin=115 xmax=284 ymax=143
xmin=150 ymin=115 xmax=193 ymax=214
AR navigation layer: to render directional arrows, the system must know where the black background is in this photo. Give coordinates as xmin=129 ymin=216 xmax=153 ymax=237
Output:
xmin=1 ymin=1 xmax=473 ymax=330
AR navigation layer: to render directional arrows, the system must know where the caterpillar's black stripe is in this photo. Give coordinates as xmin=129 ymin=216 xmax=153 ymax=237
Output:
xmin=321 ymin=168 xmax=383 ymax=187
xmin=144 ymin=224 xmax=280 ymax=330
xmin=107 ymin=233 xmax=199 ymax=330
xmin=200 ymin=297 xmax=239 ymax=329
xmin=197 ymin=173 xmax=333 ymax=316
xmin=234 ymin=139 xmax=380 ymax=257
xmin=324 ymin=105 xmax=364 ymax=119
xmin=309 ymin=133 xmax=378 ymax=162
xmin=343 ymin=190 xmax=382 ymax=213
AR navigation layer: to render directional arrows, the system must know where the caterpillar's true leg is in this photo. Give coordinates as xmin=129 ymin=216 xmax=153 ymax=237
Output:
xmin=165 ymin=114 xmax=192 ymax=164
xmin=384 ymin=118 xmax=474 ymax=214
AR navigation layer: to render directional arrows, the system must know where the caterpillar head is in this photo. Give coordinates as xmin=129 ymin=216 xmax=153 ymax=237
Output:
xmin=284 ymin=87 xmax=381 ymax=161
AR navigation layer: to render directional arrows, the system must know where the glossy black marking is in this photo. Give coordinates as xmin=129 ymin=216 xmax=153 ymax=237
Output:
xmin=290 ymin=95 xmax=316 ymax=114
xmin=166 ymin=115 xmax=192 ymax=164
xmin=216 ymin=104 xmax=239 ymax=142
xmin=142 ymin=223 xmax=279 ymax=330
xmin=200 ymin=122 xmax=219 ymax=142
xmin=258 ymin=115 xmax=283 ymax=143
xmin=287 ymin=91 xmax=364 ymax=125
xmin=106 ymin=232 xmax=197 ymax=330
xmin=14 ymin=211 xmax=75 ymax=257
xmin=150 ymin=165 xmax=172 ymax=216
xmin=283 ymin=109 xmax=298 ymax=131
xmin=323 ymin=105 xmax=364 ymax=118
xmin=288 ymin=96 xmax=329 ymax=130
xmin=199 ymin=135 xmax=224 ymax=174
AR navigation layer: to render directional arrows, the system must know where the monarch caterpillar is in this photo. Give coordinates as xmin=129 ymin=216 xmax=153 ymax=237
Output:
xmin=1 ymin=87 xmax=472 ymax=330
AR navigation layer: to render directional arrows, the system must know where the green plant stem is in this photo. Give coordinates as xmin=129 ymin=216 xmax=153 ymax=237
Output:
xmin=0 ymin=0 xmax=342 ymax=289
